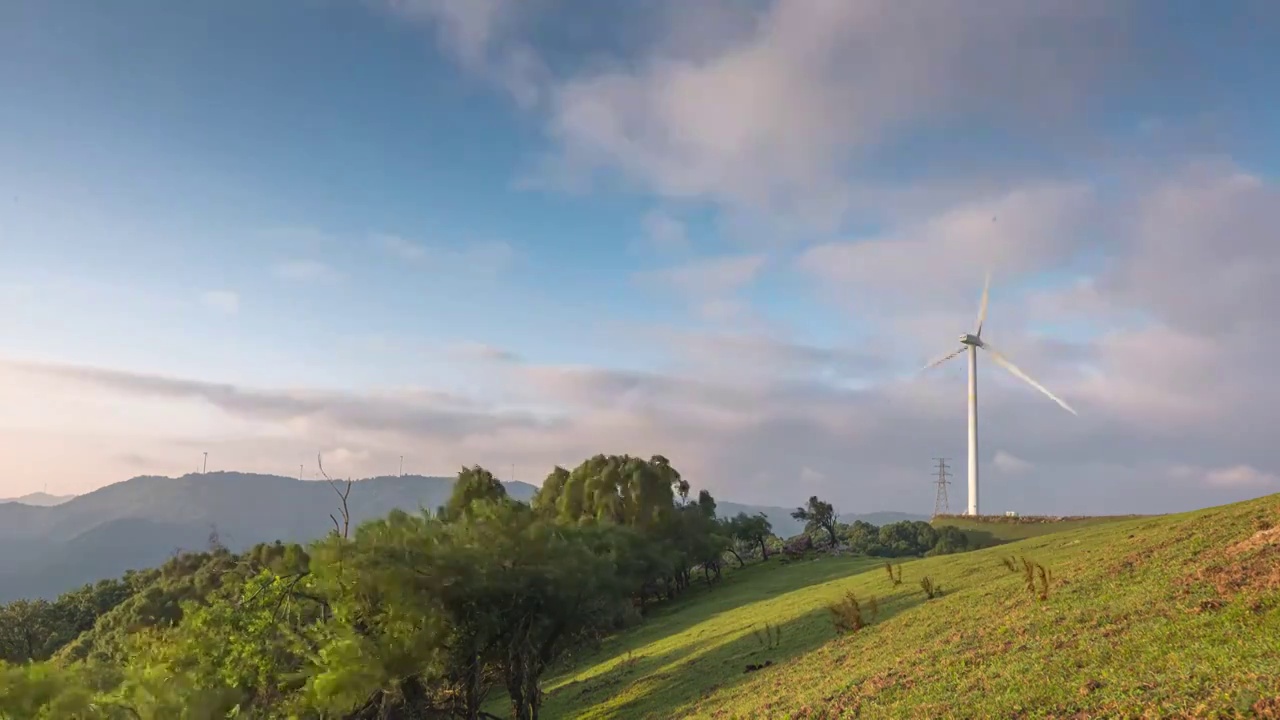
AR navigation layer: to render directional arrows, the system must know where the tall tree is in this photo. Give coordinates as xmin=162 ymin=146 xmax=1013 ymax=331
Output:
xmin=442 ymin=465 xmax=509 ymax=521
xmin=729 ymin=512 xmax=774 ymax=561
xmin=791 ymin=496 xmax=840 ymax=547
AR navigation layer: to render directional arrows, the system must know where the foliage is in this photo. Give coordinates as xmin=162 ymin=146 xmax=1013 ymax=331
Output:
xmin=883 ymin=562 xmax=902 ymax=587
xmin=828 ymin=591 xmax=876 ymax=633
xmin=919 ymin=576 xmax=942 ymax=599
xmin=0 ymin=456 xmax=739 ymax=720
xmin=726 ymin=512 xmax=775 ymax=562
xmin=790 ymin=496 xmax=839 ymax=547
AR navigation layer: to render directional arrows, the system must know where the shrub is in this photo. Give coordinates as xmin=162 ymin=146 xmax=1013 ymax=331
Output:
xmin=883 ymin=562 xmax=902 ymax=586
xmin=920 ymin=576 xmax=942 ymax=600
xmin=828 ymin=591 xmax=876 ymax=633
xmin=752 ymin=622 xmax=781 ymax=650
xmin=1020 ymin=556 xmax=1052 ymax=601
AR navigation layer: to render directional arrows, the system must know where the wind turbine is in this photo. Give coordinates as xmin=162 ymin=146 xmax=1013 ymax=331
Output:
xmin=921 ymin=273 xmax=1077 ymax=517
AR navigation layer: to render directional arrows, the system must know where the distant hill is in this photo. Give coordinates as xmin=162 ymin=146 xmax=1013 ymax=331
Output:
xmin=0 ymin=472 xmax=537 ymax=602
xmin=0 ymin=471 xmax=926 ymax=602
xmin=0 ymin=491 xmax=76 ymax=507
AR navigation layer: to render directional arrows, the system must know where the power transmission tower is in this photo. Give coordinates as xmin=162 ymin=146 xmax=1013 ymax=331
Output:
xmin=932 ymin=458 xmax=952 ymax=517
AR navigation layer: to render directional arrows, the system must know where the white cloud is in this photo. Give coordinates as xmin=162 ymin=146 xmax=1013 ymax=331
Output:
xmin=1171 ymin=464 xmax=1280 ymax=489
xmin=382 ymin=0 xmax=545 ymax=107
xmin=799 ymin=466 xmax=826 ymax=485
xmin=993 ymin=451 xmax=1034 ymax=475
xmin=533 ymin=1 xmax=1133 ymax=228
xmin=796 ymin=184 xmax=1097 ymax=302
xmin=199 ymin=290 xmax=240 ymax=315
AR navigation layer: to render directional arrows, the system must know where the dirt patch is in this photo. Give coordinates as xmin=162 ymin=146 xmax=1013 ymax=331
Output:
xmin=1195 ymin=541 xmax=1280 ymax=601
xmin=1108 ymin=544 xmax=1158 ymax=577
xmin=1228 ymin=524 xmax=1280 ymax=556
xmin=1181 ymin=505 xmax=1280 ymax=602
xmin=1254 ymin=696 xmax=1280 ymax=719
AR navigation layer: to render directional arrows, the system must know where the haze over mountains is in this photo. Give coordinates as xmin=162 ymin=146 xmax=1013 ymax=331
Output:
xmin=0 ymin=492 xmax=76 ymax=507
xmin=0 ymin=472 xmax=924 ymax=602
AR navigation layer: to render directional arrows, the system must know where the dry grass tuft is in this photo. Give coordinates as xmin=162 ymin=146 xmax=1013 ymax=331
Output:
xmin=828 ymin=591 xmax=876 ymax=633
xmin=883 ymin=561 xmax=902 ymax=586
xmin=919 ymin=576 xmax=942 ymax=600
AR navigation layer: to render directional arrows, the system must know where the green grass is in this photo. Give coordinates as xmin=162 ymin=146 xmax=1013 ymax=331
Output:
xmin=541 ymin=494 xmax=1280 ymax=718
xmin=932 ymin=514 xmax=1144 ymax=548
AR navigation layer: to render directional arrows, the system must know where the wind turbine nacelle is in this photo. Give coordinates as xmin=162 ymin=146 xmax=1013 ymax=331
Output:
xmin=960 ymin=334 xmax=983 ymax=347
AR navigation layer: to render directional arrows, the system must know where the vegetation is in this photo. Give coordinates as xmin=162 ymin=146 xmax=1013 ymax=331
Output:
xmin=0 ymin=454 xmax=792 ymax=719
xmin=2 ymin=456 xmax=1275 ymax=718
xmin=931 ymin=513 xmax=1138 ymax=549
xmin=534 ymin=493 xmax=1280 ymax=718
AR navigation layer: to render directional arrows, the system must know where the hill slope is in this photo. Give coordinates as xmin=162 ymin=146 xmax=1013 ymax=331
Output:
xmin=541 ymin=493 xmax=1280 ymax=718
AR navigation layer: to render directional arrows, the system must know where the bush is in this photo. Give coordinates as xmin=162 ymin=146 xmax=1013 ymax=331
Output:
xmin=1020 ymin=557 xmax=1052 ymax=601
xmin=920 ymin=576 xmax=943 ymax=599
xmin=828 ymin=591 xmax=877 ymax=634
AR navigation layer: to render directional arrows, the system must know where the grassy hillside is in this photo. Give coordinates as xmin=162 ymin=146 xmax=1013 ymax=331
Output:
xmin=930 ymin=514 xmax=1146 ymax=548
xmin=541 ymin=494 xmax=1280 ymax=718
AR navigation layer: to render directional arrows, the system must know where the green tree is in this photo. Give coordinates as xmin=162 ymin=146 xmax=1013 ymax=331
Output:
xmin=442 ymin=465 xmax=509 ymax=521
xmin=0 ymin=599 xmax=54 ymax=663
xmin=728 ymin=512 xmax=774 ymax=561
xmin=791 ymin=496 xmax=840 ymax=547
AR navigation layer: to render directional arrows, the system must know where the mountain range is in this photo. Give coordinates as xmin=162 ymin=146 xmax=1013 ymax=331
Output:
xmin=0 ymin=491 xmax=77 ymax=507
xmin=0 ymin=472 xmax=924 ymax=602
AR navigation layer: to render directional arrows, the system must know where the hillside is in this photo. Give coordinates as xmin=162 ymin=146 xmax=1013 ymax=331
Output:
xmin=538 ymin=493 xmax=1280 ymax=718
xmin=929 ymin=513 xmax=1146 ymax=549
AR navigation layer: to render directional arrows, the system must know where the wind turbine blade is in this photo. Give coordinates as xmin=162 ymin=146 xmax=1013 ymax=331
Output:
xmin=975 ymin=271 xmax=991 ymax=337
xmin=920 ymin=347 xmax=966 ymax=373
xmin=981 ymin=344 xmax=1078 ymax=415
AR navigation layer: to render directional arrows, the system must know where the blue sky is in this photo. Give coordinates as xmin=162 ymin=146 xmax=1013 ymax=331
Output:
xmin=2 ymin=0 xmax=1279 ymax=514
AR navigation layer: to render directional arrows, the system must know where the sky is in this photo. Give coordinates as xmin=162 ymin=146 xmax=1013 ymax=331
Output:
xmin=1 ymin=0 xmax=1279 ymax=516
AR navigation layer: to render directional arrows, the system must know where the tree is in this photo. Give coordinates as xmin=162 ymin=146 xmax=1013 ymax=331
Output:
xmin=442 ymin=465 xmax=509 ymax=521
xmin=308 ymin=499 xmax=638 ymax=720
xmin=791 ymin=496 xmax=839 ymax=547
xmin=728 ymin=512 xmax=774 ymax=561
xmin=0 ymin=599 xmax=54 ymax=663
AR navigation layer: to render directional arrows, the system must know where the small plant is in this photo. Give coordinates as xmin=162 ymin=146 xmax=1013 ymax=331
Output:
xmin=1020 ymin=556 xmax=1052 ymax=601
xmin=752 ymin=622 xmax=782 ymax=650
xmin=1000 ymin=556 xmax=1018 ymax=572
xmin=619 ymin=651 xmax=639 ymax=671
xmin=920 ymin=576 xmax=943 ymax=600
xmin=828 ymin=591 xmax=872 ymax=633
xmin=883 ymin=561 xmax=903 ymax=586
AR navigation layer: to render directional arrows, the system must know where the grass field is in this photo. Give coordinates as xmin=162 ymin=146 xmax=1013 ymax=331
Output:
xmin=931 ymin=514 xmax=1146 ymax=548
xmin=540 ymin=493 xmax=1280 ymax=718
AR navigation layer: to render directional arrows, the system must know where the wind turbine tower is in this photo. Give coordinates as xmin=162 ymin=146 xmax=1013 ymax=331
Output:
xmin=921 ymin=273 xmax=1078 ymax=516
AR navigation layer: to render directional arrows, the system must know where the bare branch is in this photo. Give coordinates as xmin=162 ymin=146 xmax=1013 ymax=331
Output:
xmin=317 ymin=451 xmax=353 ymax=539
